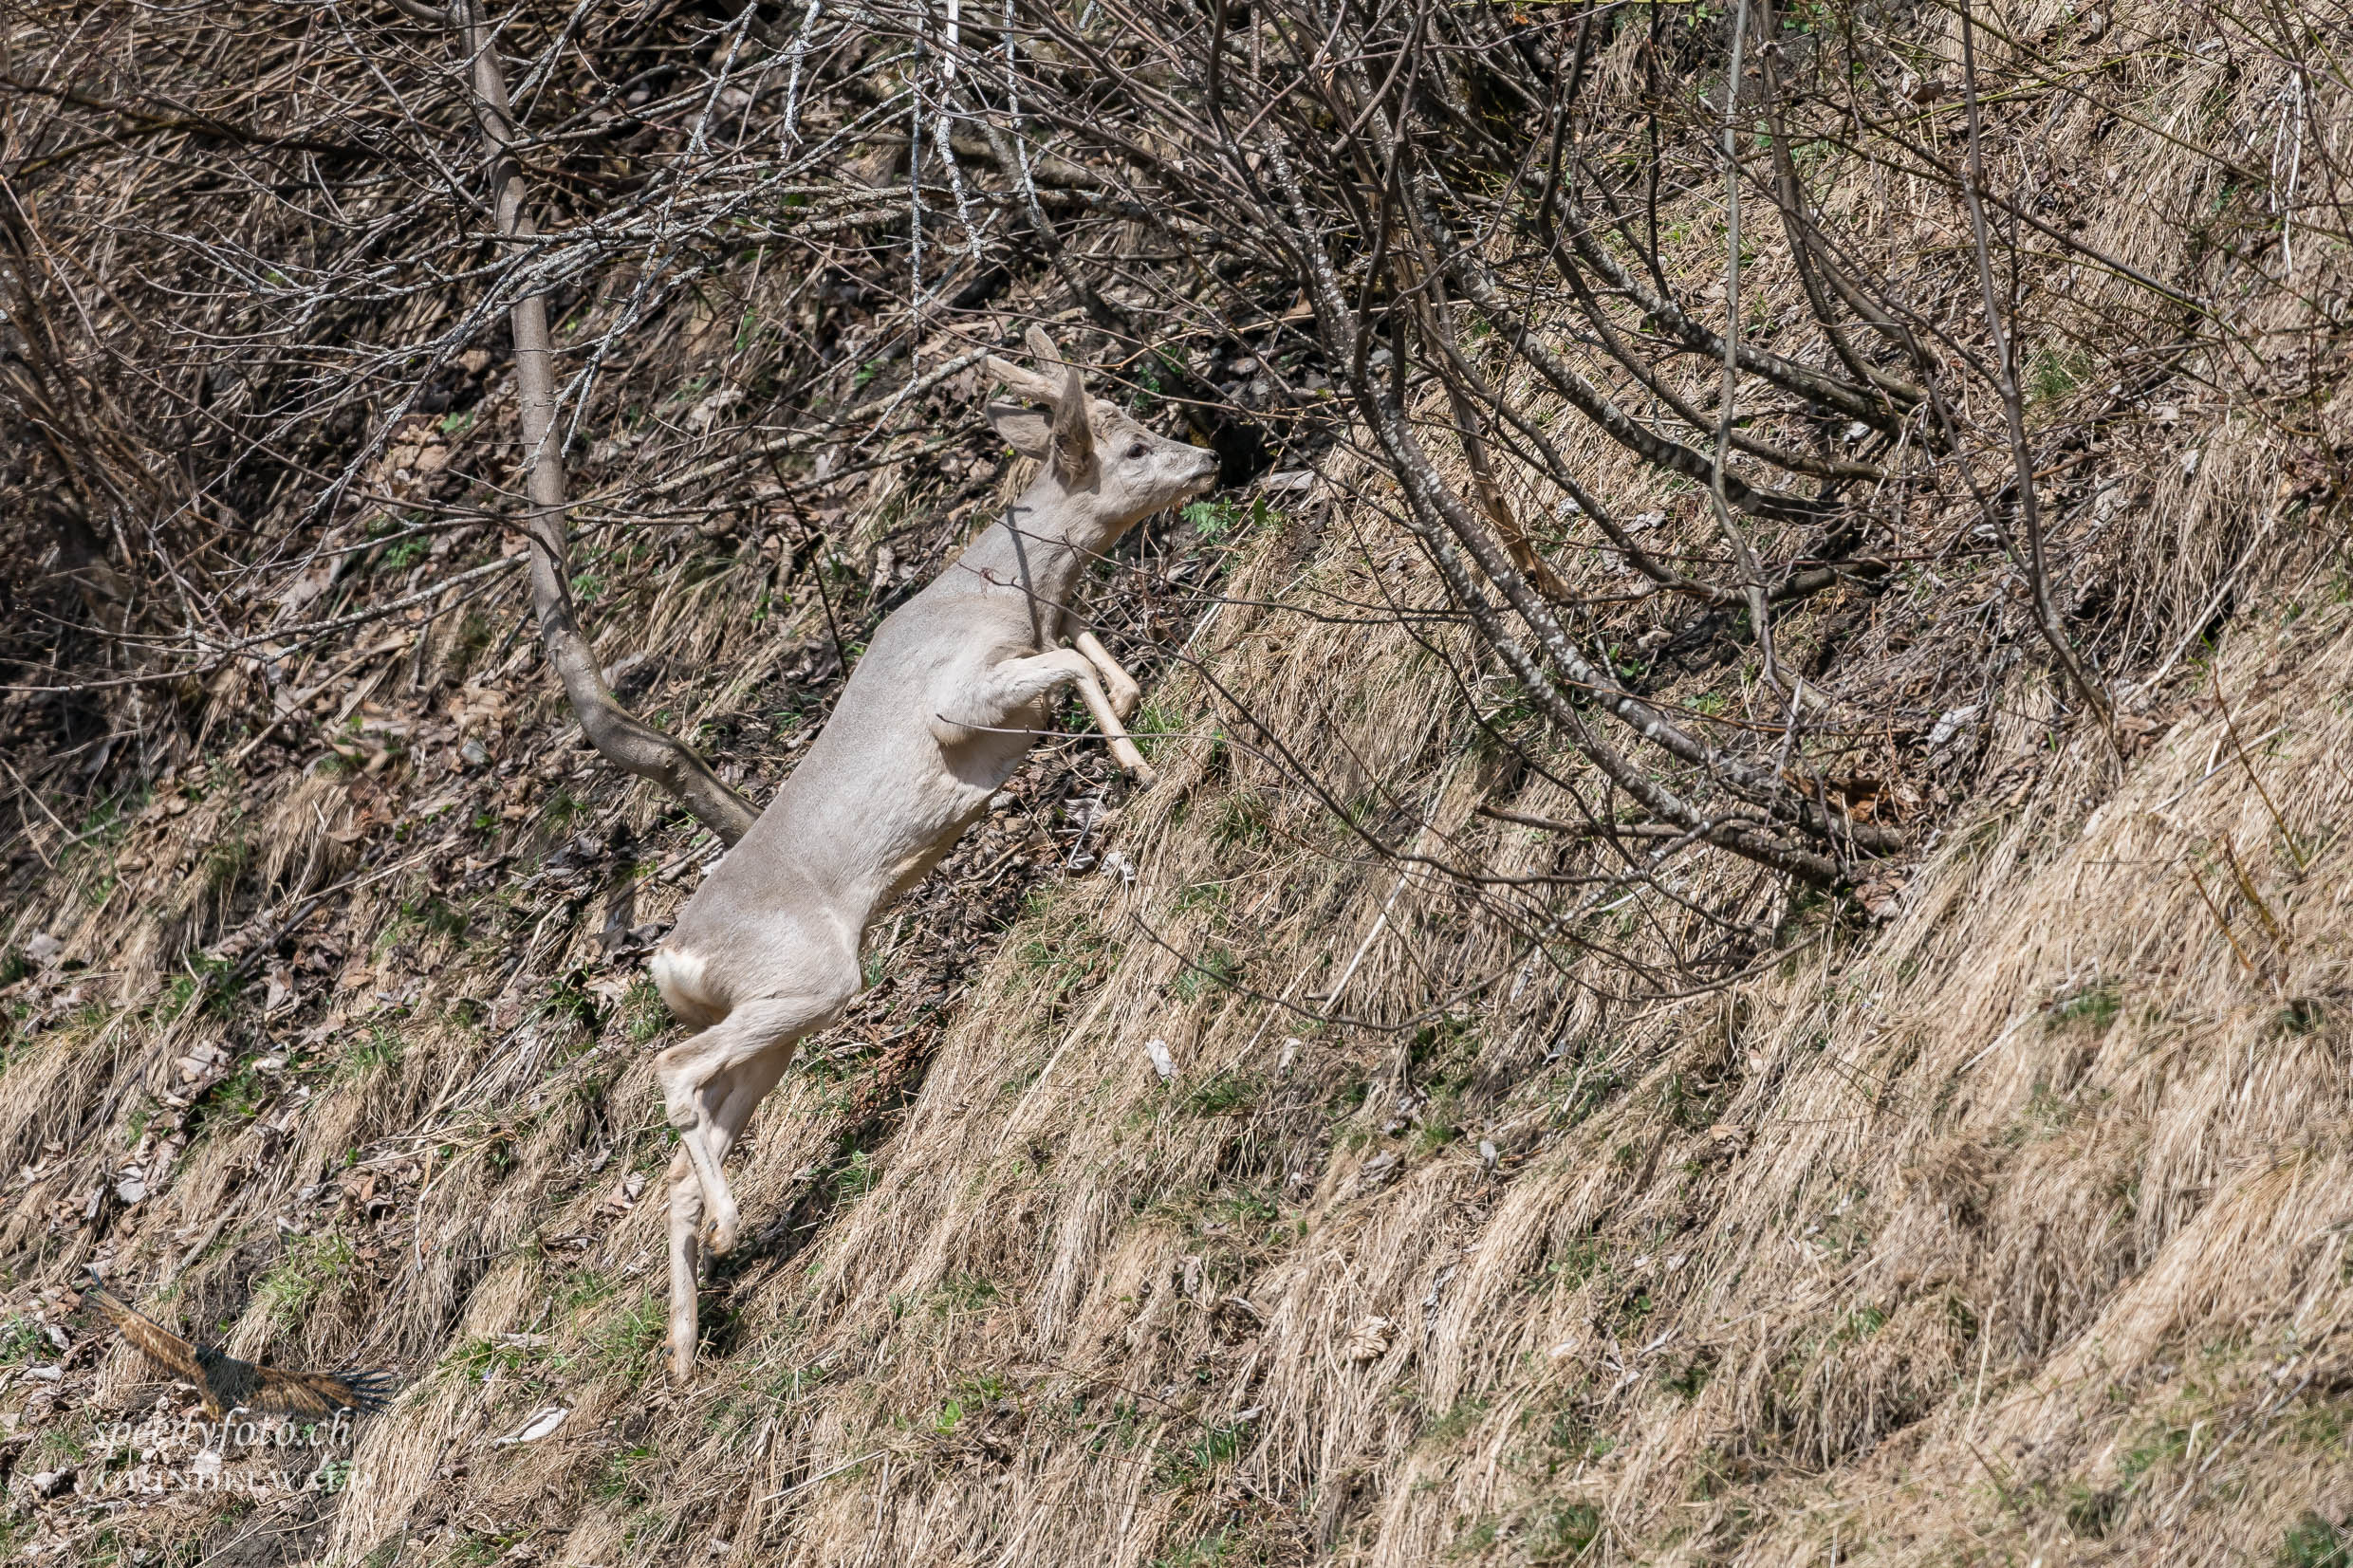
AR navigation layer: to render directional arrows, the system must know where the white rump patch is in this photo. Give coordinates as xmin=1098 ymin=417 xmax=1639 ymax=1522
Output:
xmin=650 ymin=948 xmax=714 ymax=1022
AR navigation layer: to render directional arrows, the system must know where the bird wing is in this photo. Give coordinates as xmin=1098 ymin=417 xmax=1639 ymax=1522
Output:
xmin=84 ymin=1280 xmax=206 ymax=1384
xmin=251 ymin=1362 xmax=398 ymax=1416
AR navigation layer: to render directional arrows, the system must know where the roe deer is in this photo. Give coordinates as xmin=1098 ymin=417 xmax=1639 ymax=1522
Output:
xmin=648 ymin=327 xmax=1219 ymax=1376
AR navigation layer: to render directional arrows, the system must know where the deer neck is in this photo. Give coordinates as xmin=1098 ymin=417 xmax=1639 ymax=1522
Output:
xmin=963 ymin=477 xmax=1119 ymax=643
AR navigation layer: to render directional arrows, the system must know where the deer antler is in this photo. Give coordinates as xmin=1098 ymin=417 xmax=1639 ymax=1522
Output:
xmin=984 ymin=323 xmax=1070 ymax=403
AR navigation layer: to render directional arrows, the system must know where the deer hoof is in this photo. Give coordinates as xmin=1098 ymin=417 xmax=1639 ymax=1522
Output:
xmin=701 ymin=1211 xmax=741 ymax=1255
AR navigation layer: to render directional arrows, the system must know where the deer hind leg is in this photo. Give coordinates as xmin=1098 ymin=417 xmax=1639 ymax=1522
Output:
xmin=664 ymin=1149 xmax=704 ymax=1380
xmin=654 ymin=992 xmax=837 ymax=1257
xmin=664 ymin=1050 xmax=796 ymax=1380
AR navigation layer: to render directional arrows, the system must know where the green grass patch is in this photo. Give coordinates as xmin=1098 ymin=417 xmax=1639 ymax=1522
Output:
xmin=621 ymin=976 xmax=670 ymax=1043
xmin=587 ymin=1295 xmax=665 ymax=1381
xmin=0 ymin=1316 xmax=46 ymax=1366
xmin=593 ymin=1444 xmax=658 ymax=1504
xmin=2280 ymin=1514 xmax=2353 ymax=1568
xmin=1524 ymin=1501 xmax=1602 ymax=1561
xmin=339 ymin=1024 xmax=403 ymax=1078
xmin=2047 ymin=982 xmax=2121 ymax=1031
xmin=1178 ymin=1069 xmax=1261 ymax=1117
xmin=258 ymin=1232 xmax=356 ymax=1321
xmin=1154 ymin=1421 xmax=1247 ymax=1489
xmin=1170 ymin=945 xmax=1240 ymax=1002
xmin=1128 ymin=699 xmax=1185 ymax=761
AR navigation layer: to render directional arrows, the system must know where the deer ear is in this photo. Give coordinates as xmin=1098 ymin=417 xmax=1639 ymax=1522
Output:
xmin=1050 ymin=363 xmax=1095 ymax=480
xmin=1023 ymin=323 xmax=1062 ymax=367
xmin=986 ymin=401 xmax=1053 ymax=458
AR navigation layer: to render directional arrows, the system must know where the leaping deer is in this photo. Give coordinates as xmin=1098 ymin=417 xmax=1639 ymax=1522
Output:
xmin=649 ymin=327 xmax=1219 ymax=1376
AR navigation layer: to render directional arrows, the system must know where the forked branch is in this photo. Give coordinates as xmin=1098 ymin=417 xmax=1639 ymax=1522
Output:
xmin=450 ymin=0 xmax=760 ymax=846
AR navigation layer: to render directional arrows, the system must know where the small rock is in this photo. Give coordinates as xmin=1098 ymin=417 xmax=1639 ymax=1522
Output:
xmin=23 ymin=933 xmax=62 ymax=966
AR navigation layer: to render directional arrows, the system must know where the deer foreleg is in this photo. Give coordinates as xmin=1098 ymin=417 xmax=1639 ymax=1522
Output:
xmin=957 ymin=646 xmax=1158 ymax=787
xmin=1073 ymin=631 xmax=1142 ymax=721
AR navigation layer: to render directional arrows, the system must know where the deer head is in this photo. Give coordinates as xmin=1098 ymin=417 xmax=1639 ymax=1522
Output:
xmin=986 ymin=325 xmax=1219 ymax=542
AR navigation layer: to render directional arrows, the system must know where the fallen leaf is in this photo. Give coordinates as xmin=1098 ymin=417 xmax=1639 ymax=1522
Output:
xmin=599 ymin=1171 xmax=648 ymax=1216
xmin=491 ymin=1405 xmax=568 ymax=1446
xmin=584 ymin=970 xmax=634 ymax=1005
xmin=1140 ymin=1037 xmax=1176 ymax=1081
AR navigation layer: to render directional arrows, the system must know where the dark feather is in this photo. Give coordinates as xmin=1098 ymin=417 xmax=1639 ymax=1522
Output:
xmin=84 ymin=1274 xmax=398 ymax=1417
xmin=83 ymin=1279 xmax=205 ymax=1383
xmin=252 ymin=1363 xmax=397 ymax=1416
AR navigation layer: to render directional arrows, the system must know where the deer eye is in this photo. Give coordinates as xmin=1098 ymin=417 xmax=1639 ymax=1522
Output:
xmin=1126 ymin=442 xmax=1147 ymax=460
